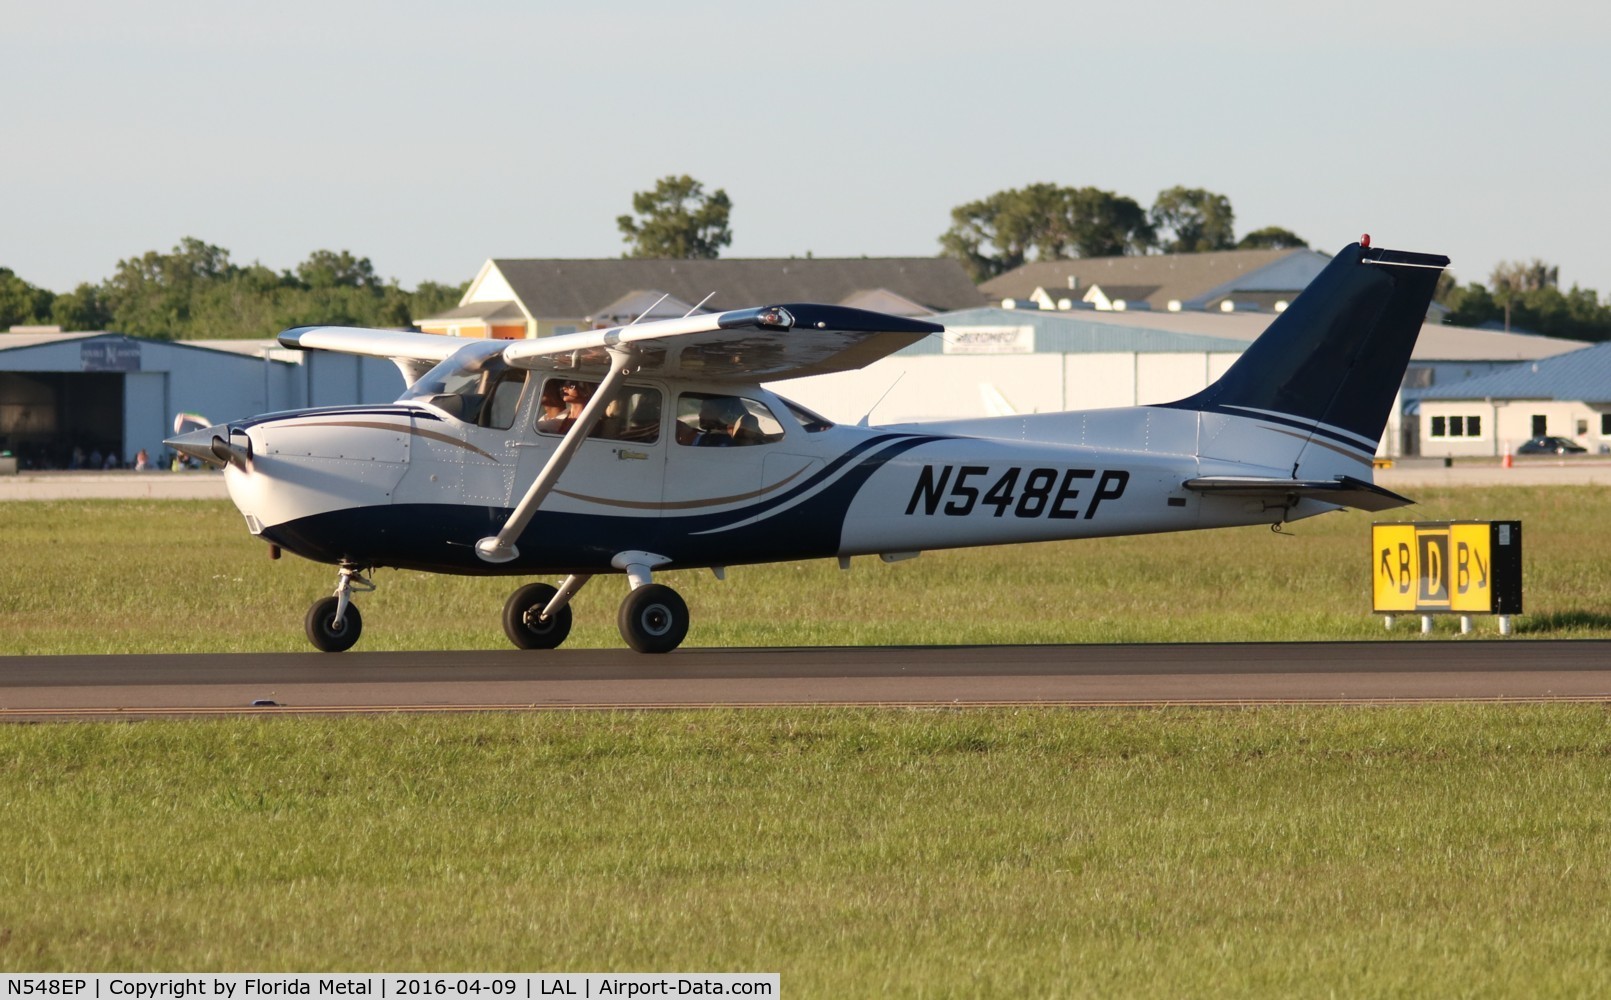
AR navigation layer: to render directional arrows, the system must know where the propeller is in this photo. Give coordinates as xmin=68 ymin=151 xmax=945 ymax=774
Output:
xmin=164 ymin=423 xmax=252 ymax=471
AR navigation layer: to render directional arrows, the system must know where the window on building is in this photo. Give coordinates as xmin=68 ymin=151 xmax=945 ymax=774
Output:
xmin=1429 ymin=414 xmax=1484 ymax=438
xmin=1533 ymin=415 xmax=1548 ymax=436
xmin=1601 ymin=413 xmax=1611 ymax=436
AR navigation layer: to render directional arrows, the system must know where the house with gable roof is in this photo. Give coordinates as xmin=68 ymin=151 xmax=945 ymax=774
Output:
xmin=980 ymin=247 xmax=1333 ymax=314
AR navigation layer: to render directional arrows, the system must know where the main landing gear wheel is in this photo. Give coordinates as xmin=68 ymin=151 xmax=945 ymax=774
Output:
xmin=305 ymin=596 xmax=363 ymax=653
xmin=617 ymin=583 xmax=689 ymax=654
xmin=502 ymin=582 xmax=572 ymax=650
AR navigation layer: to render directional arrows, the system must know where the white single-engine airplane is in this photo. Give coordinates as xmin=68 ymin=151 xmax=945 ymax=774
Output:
xmin=168 ymin=239 xmax=1446 ymax=653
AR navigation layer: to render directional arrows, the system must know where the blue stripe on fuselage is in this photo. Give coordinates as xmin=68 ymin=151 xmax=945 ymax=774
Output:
xmin=259 ymin=433 xmax=946 ymax=573
xmin=237 ymin=405 xmax=437 ymax=430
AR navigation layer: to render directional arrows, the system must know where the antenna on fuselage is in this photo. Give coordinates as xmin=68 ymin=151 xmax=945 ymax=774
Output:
xmin=857 ymin=371 xmax=906 ymax=428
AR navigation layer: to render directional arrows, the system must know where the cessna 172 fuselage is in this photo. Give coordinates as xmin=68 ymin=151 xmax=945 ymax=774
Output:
xmin=168 ymin=241 xmax=1447 ymax=653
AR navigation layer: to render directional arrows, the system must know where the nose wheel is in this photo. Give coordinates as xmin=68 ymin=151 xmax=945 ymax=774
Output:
xmin=305 ymin=564 xmax=373 ymax=653
xmin=305 ymin=596 xmax=363 ymax=652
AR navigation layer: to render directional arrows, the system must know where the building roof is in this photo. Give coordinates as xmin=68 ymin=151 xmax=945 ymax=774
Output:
xmin=1083 ymin=284 xmax=1161 ymax=308
xmin=1418 ymin=340 xmax=1611 ymax=402
xmin=465 ymin=257 xmax=985 ymax=321
xmin=0 ymin=332 xmax=303 ymax=370
xmin=979 ymin=247 xmax=1325 ymax=310
xmin=423 ymin=300 xmax=530 ymax=323
xmin=1410 ymin=325 xmax=1589 ymax=363
xmin=0 ymin=330 xmax=107 ymax=351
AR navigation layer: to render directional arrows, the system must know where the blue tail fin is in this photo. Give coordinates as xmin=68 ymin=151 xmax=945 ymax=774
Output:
xmin=1167 ymin=242 xmax=1448 ymax=449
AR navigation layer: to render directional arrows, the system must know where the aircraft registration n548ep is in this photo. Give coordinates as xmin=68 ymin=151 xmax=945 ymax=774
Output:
xmin=168 ymin=240 xmax=1447 ymax=653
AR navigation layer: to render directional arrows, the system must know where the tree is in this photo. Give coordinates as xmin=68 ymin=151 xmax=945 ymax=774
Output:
xmin=102 ymin=237 xmax=239 ymax=338
xmin=0 ymin=268 xmax=54 ymax=330
xmin=1439 ymin=266 xmax=1611 ymax=341
xmin=1236 ymin=226 xmax=1309 ymax=250
xmin=1489 ymin=258 xmax=1558 ymax=332
xmin=411 ymin=280 xmax=471 ymax=319
xmin=297 ymin=249 xmax=380 ymax=290
xmin=940 ymin=185 xmax=1059 ymax=281
xmin=1064 ymin=187 xmax=1154 ymax=258
xmin=617 ymin=175 xmax=733 ymax=259
xmin=939 ymin=184 xmax=1153 ymax=282
xmin=1441 ymin=280 xmax=1497 ymax=327
xmin=1150 ymin=186 xmax=1236 ymax=254
xmin=50 ymin=283 xmax=112 ymax=331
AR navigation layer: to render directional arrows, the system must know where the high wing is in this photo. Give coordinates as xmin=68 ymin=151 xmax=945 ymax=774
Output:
xmin=279 ymin=305 xmax=941 ymax=386
xmin=278 ymin=325 xmax=478 ymax=386
xmin=500 ymin=303 xmax=940 ymax=381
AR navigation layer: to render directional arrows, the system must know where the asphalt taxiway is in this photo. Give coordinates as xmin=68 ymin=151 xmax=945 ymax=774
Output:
xmin=2 ymin=641 xmax=1608 ymax=720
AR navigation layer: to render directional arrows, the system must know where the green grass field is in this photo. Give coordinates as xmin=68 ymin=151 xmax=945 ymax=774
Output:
xmin=3 ymin=485 xmax=1610 ymax=654
xmin=3 ymin=708 xmax=1610 ymax=994
xmin=4 ymin=488 xmax=1611 ymax=991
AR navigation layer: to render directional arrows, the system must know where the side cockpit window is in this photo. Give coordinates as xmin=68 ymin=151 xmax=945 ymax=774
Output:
xmin=536 ymin=378 xmax=663 ymax=443
xmin=675 ymin=393 xmax=786 ymax=447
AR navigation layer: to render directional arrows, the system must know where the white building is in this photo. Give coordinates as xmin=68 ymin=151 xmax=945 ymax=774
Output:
xmin=1415 ymin=339 xmax=1611 ymax=457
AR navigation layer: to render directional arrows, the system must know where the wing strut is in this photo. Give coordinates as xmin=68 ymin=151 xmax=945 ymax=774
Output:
xmin=474 ymin=346 xmax=638 ymax=564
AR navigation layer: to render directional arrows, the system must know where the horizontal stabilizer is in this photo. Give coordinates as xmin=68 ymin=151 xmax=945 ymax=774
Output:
xmin=1184 ymin=475 xmax=1412 ymax=512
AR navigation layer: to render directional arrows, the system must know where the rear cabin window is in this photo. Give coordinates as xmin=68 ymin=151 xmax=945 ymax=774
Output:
xmin=675 ymin=393 xmax=786 ymax=447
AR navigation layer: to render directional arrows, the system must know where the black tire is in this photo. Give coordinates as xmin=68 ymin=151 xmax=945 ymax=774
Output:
xmin=502 ymin=583 xmax=572 ymax=650
xmin=305 ymin=596 xmax=362 ymax=653
xmin=617 ymin=583 xmax=689 ymax=654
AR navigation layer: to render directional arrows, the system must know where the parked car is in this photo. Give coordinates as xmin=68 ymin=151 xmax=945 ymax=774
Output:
xmin=1515 ymin=436 xmax=1587 ymax=455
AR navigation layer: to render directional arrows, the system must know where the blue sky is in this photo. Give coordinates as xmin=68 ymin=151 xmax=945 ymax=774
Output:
xmin=4 ymin=0 xmax=1608 ymax=298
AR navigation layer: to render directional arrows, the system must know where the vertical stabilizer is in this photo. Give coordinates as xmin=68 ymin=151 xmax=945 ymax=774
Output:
xmin=1166 ymin=242 xmax=1448 ymax=459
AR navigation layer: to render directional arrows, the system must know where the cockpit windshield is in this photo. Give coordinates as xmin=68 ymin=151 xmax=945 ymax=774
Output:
xmin=398 ymin=343 xmax=525 ymax=427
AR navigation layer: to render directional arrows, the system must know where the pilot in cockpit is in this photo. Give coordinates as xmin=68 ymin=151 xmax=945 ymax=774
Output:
xmin=560 ymin=381 xmax=594 ymax=429
xmin=536 ymin=380 xmax=568 ymax=433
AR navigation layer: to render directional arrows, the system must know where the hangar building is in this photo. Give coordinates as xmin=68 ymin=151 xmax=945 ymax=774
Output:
xmin=0 ymin=331 xmax=399 ymax=469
